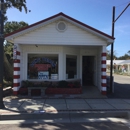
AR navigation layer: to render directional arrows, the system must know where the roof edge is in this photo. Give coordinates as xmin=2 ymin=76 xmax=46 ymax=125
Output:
xmin=5 ymin=12 xmax=114 ymax=40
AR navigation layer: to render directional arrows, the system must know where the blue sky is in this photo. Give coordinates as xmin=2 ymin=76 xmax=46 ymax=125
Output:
xmin=6 ymin=0 xmax=130 ymax=57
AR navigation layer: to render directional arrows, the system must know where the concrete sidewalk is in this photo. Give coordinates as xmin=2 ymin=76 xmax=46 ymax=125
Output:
xmin=1 ymin=97 xmax=130 ymax=113
xmin=0 ymin=97 xmax=130 ymax=121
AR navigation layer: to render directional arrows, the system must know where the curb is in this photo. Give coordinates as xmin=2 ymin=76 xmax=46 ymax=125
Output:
xmin=0 ymin=110 xmax=129 ymax=120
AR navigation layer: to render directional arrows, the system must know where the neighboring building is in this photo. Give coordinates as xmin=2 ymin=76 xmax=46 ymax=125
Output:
xmin=106 ymin=60 xmax=125 ymax=72
xmin=117 ymin=60 xmax=130 ymax=74
xmin=107 ymin=60 xmax=130 ymax=74
xmin=5 ymin=13 xmax=114 ymax=95
xmin=107 ymin=60 xmax=125 ymax=65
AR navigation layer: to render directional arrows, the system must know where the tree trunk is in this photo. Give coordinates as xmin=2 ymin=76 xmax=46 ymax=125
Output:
xmin=4 ymin=53 xmax=13 ymax=81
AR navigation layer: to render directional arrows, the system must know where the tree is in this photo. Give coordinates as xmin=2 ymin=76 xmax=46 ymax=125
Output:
xmin=116 ymin=50 xmax=130 ymax=60
xmin=4 ymin=0 xmax=27 ymax=12
xmin=118 ymin=54 xmax=130 ymax=60
xmin=4 ymin=0 xmax=27 ymax=21
xmin=4 ymin=21 xmax=28 ymax=81
xmin=4 ymin=42 xmax=13 ymax=81
xmin=127 ymin=50 xmax=130 ymax=56
xmin=2 ymin=0 xmax=28 ymax=82
xmin=107 ymin=50 xmax=117 ymax=60
xmin=4 ymin=21 xmax=28 ymax=34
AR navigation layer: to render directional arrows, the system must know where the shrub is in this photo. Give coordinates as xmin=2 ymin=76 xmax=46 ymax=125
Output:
xmin=58 ymin=80 xmax=68 ymax=88
xmin=73 ymin=81 xmax=81 ymax=88
xmin=21 ymin=80 xmax=33 ymax=88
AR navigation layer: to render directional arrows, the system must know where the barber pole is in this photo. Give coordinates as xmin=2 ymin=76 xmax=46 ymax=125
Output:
xmin=101 ymin=47 xmax=107 ymax=95
xmin=13 ymin=45 xmax=21 ymax=95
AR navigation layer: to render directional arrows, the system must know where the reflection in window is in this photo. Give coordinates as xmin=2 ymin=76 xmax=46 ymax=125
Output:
xmin=66 ymin=55 xmax=77 ymax=79
xmin=28 ymin=54 xmax=58 ymax=79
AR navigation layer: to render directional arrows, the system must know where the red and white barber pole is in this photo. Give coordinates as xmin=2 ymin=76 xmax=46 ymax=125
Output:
xmin=13 ymin=45 xmax=21 ymax=95
xmin=101 ymin=47 xmax=107 ymax=95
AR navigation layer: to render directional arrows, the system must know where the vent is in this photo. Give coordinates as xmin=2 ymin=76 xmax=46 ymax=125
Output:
xmin=56 ymin=21 xmax=67 ymax=32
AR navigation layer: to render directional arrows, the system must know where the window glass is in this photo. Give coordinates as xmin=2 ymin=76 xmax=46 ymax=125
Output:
xmin=66 ymin=55 xmax=77 ymax=79
xmin=28 ymin=54 xmax=58 ymax=79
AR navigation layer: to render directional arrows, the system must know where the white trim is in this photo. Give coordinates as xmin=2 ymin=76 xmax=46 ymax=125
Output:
xmin=13 ymin=86 xmax=20 ymax=91
xmin=101 ymin=72 xmax=106 ymax=76
xmin=14 ymin=71 xmax=20 ymax=75
xmin=13 ymin=79 xmax=20 ymax=83
xmin=14 ymin=63 xmax=20 ymax=67
xmin=16 ymin=55 xmax=21 ymax=60
xmin=14 ymin=41 xmax=108 ymax=46
xmin=102 ymin=79 xmax=106 ymax=83
xmin=102 ymin=64 xmax=106 ymax=68
xmin=102 ymin=87 xmax=106 ymax=91
xmin=102 ymin=46 xmax=106 ymax=52
xmin=102 ymin=57 xmax=106 ymax=61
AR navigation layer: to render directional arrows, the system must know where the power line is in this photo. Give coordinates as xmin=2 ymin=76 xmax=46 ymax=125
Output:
xmin=116 ymin=1 xmax=130 ymax=8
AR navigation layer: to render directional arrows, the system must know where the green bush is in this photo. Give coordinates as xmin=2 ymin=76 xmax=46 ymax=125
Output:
xmin=58 ymin=80 xmax=68 ymax=88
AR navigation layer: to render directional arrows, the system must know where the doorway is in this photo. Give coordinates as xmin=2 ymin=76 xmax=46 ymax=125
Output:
xmin=82 ymin=56 xmax=94 ymax=86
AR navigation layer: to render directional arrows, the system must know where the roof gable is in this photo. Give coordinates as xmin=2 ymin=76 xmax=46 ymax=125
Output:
xmin=13 ymin=20 xmax=109 ymax=46
xmin=5 ymin=12 xmax=114 ymax=43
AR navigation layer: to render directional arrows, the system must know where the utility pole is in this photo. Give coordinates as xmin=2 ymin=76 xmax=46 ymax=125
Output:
xmin=110 ymin=6 xmax=115 ymax=93
xmin=0 ymin=0 xmax=5 ymax=109
xmin=110 ymin=3 xmax=130 ymax=93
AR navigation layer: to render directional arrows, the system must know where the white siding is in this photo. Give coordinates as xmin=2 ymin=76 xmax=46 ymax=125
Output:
xmin=14 ymin=21 xmax=107 ymax=46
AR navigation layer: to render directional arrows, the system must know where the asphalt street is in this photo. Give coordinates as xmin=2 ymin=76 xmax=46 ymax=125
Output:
xmin=107 ymin=74 xmax=130 ymax=98
xmin=0 ymin=122 xmax=130 ymax=130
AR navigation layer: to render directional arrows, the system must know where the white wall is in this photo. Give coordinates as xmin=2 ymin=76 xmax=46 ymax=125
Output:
xmin=14 ymin=20 xmax=107 ymax=46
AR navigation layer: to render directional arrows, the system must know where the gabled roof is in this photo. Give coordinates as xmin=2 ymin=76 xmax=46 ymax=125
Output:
xmin=5 ymin=12 xmax=114 ymax=41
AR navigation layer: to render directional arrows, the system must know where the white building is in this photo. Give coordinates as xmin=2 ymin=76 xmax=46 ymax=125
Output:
xmin=107 ymin=60 xmax=130 ymax=74
xmin=5 ymin=13 xmax=114 ymax=95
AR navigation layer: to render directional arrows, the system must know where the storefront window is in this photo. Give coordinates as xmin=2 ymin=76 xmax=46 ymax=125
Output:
xmin=66 ymin=55 xmax=77 ymax=79
xmin=28 ymin=54 xmax=58 ymax=80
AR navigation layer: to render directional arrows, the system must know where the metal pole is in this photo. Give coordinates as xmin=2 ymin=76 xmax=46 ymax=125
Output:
xmin=110 ymin=3 xmax=130 ymax=93
xmin=0 ymin=0 xmax=5 ymax=109
xmin=110 ymin=6 xmax=115 ymax=93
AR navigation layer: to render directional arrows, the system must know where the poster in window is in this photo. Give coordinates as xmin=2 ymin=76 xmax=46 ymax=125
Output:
xmin=38 ymin=71 xmax=49 ymax=79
